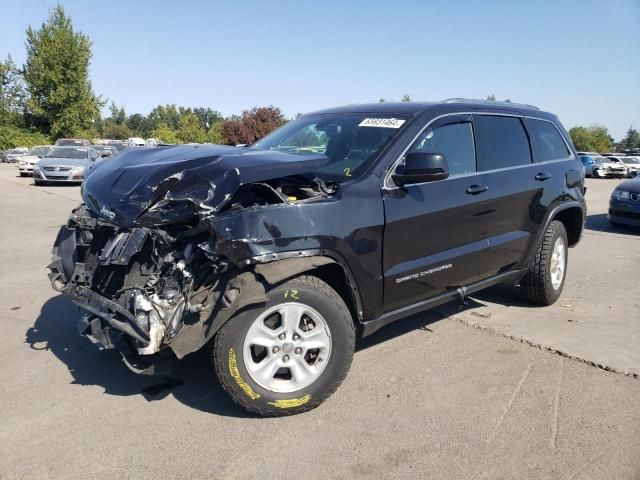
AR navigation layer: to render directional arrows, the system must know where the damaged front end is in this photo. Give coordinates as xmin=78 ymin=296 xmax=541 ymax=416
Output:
xmin=47 ymin=146 xmax=338 ymax=374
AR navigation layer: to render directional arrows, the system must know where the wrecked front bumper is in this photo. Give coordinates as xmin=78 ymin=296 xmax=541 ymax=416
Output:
xmin=48 ymin=205 xmax=267 ymax=374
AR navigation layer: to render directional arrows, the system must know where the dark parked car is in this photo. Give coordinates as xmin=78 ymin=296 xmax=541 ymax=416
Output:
xmin=48 ymin=99 xmax=586 ymax=416
xmin=608 ymin=176 xmax=640 ymax=227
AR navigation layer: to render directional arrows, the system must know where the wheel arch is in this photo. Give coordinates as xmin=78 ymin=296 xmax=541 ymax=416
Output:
xmin=521 ymin=201 xmax=585 ymax=269
xmin=553 ymin=206 xmax=584 ymax=247
xmin=252 ymin=254 xmax=363 ymax=324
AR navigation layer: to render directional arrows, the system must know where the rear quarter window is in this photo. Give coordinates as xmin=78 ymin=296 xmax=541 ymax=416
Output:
xmin=525 ymin=118 xmax=570 ymax=162
xmin=474 ymin=115 xmax=532 ymax=171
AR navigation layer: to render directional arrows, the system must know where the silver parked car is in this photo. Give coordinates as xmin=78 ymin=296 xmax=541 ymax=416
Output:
xmin=33 ymin=146 xmax=98 ymax=185
xmin=4 ymin=147 xmax=29 ymax=163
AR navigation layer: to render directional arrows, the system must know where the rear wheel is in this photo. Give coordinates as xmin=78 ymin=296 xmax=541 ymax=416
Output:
xmin=593 ymin=169 xmax=604 ymax=178
xmin=521 ymin=220 xmax=568 ymax=306
xmin=213 ymin=275 xmax=355 ymax=416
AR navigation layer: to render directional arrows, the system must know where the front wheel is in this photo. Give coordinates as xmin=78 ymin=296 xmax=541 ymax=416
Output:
xmin=521 ymin=220 xmax=568 ymax=306
xmin=213 ymin=275 xmax=355 ymax=416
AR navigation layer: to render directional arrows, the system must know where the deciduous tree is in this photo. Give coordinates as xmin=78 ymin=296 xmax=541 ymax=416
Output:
xmin=221 ymin=106 xmax=286 ymax=145
xmin=569 ymin=125 xmax=614 ymax=152
xmin=23 ymin=5 xmax=102 ymax=138
xmin=177 ymin=112 xmax=207 ymax=143
xmin=0 ymin=55 xmax=27 ymax=127
xmin=150 ymin=122 xmax=180 ymax=144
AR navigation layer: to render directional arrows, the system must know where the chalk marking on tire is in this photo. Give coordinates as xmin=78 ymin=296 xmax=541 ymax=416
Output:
xmin=228 ymin=348 xmax=260 ymax=400
xmin=268 ymin=395 xmax=311 ymax=409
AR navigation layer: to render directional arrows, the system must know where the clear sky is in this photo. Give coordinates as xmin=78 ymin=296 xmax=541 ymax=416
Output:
xmin=2 ymin=0 xmax=639 ymax=139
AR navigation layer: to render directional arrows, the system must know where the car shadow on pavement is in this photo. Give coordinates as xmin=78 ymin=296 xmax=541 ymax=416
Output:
xmin=356 ymin=310 xmax=445 ymax=351
xmin=585 ymin=213 xmax=639 ymax=235
xmin=26 ymin=295 xmax=254 ymax=418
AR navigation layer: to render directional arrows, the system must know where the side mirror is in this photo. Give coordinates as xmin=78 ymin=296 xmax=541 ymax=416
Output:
xmin=392 ymin=152 xmax=449 ymax=186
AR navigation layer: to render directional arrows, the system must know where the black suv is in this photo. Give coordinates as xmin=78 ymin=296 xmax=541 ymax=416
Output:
xmin=49 ymin=99 xmax=586 ymax=416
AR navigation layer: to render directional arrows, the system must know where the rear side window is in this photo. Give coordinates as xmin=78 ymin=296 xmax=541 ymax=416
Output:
xmin=409 ymin=121 xmax=476 ymax=176
xmin=525 ymin=118 xmax=570 ymax=162
xmin=474 ymin=115 xmax=532 ymax=171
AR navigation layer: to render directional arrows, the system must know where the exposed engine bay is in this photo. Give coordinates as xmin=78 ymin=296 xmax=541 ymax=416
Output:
xmin=48 ymin=173 xmax=337 ymax=372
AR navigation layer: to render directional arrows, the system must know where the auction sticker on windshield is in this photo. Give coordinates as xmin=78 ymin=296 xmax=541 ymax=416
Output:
xmin=358 ymin=118 xmax=406 ymax=128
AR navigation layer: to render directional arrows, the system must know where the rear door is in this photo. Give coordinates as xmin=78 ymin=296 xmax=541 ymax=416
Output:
xmin=382 ymin=114 xmax=489 ymax=311
xmin=470 ymin=114 xmax=565 ymax=277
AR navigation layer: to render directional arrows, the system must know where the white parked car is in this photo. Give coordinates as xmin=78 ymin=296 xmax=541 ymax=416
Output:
xmin=579 ymin=155 xmax=626 ymax=178
xmin=4 ymin=147 xmax=29 ymax=163
xmin=17 ymin=145 xmax=51 ymax=176
xmin=603 ymin=156 xmax=629 ymax=177
xmin=620 ymin=156 xmax=640 ymax=177
xmin=128 ymin=137 xmax=145 ymax=147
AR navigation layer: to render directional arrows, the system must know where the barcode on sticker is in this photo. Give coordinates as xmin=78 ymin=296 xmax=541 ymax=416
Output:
xmin=358 ymin=118 xmax=406 ymax=128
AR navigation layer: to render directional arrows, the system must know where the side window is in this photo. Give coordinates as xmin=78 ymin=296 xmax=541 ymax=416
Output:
xmin=409 ymin=121 xmax=476 ymax=176
xmin=474 ymin=115 xmax=532 ymax=171
xmin=525 ymin=118 xmax=570 ymax=162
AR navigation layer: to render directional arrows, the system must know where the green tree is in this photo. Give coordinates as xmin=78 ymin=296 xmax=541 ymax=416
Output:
xmin=0 ymin=55 xmax=27 ymax=126
xmin=126 ymin=113 xmax=151 ymax=137
xmin=150 ymin=122 xmax=180 ymax=144
xmin=589 ymin=126 xmax=614 ymax=152
xmin=108 ymin=102 xmax=126 ymax=125
xmin=401 ymin=94 xmax=411 ymax=102
xmin=23 ymin=5 xmax=102 ymax=139
xmin=569 ymin=125 xmax=614 ymax=152
xmin=207 ymin=121 xmax=224 ymax=144
xmin=486 ymin=94 xmax=497 ymax=101
xmin=621 ymin=126 xmax=640 ymax=150
xmin=0 ymin=125 xmax=50 ymax=149
xmin=177 ymin=112 xmax=207 ymax=143
xmin=569 ymin=126 xmax=591 ymax=151
xmin=103 ymin=122 xmax=133 ymax=140
xmin=148 ymin=104 xmax=180 ymax=130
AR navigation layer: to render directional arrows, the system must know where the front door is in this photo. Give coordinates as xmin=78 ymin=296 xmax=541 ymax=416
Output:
xmin=382 ymin=114 xmax=488 ymax=312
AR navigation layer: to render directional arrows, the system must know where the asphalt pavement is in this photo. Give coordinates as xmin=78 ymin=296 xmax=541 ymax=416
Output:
xmin=0 ymin=164 xmax=638 ymax=480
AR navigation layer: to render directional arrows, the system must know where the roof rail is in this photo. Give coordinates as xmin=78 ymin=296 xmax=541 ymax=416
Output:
xmin=442 ymin=98 xmax=540 ymax=111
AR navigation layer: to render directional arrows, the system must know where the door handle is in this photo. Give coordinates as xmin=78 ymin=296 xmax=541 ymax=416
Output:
xmin=535 ymin=172 xmax=552 ymax=181
xmin=465 ymin=185 xmax=488 ymax=195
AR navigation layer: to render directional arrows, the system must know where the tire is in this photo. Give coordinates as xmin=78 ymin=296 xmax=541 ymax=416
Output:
xmin=213 ymin=275 xmax=355 ymax=416
xmin=593 ymin=169 xmax=603 ymax=178
xmin=521 ymin=220 xmax=568 ymax=306
xmin=19 ymin=172 xmax=28 ymax=177
xmin=34 ymin=180 xmax=46 ymax=186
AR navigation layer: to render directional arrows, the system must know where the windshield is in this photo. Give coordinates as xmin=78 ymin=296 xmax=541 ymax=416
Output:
xmin=251 ymin=113 xmax=411 ymax=180
xmin=29 ymin=147 xmax=50 ymax=156
xmin=45 ymin=147 xmax=89 ymax=159
xmin=622 ymin=157 xmax=640 ymax=164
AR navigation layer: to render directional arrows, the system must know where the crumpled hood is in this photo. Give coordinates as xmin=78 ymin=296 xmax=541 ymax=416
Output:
xmin=82 ymin=144 xmax=330 ymax=226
